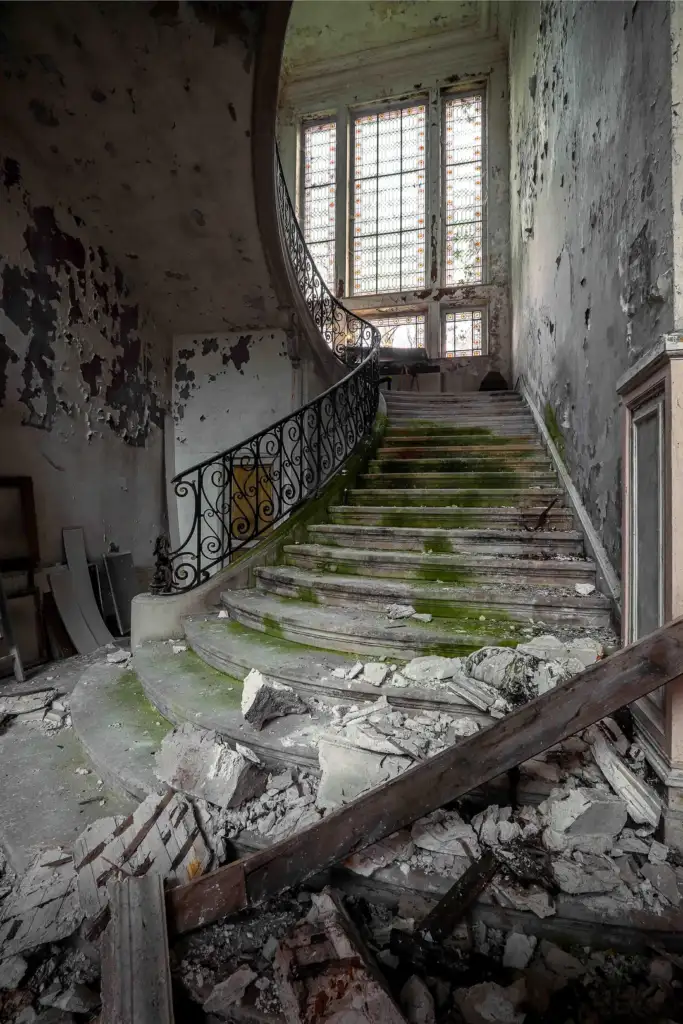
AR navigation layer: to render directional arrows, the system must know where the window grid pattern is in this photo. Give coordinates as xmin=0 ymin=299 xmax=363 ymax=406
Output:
xmin=368 ymin=314 xmax=426 ymax=349
xmin=444 ymin=94 xmax=483 ymax=285
xmin=302 ymin=121 xmax=336 ymax=288
xmin=352 ymin=104 xmax=426 ymax=295
xmin=444 ymin=310 xmax=483 ymax=357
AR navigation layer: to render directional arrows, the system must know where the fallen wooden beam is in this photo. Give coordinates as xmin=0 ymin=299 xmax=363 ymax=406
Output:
xmin=167 ymin=617 xmax=683 ymax=935
xmin=102 ymin=874 xmax=175 ymax=1024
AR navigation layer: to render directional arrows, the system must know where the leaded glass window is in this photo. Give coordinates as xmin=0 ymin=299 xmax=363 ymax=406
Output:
xmin=443 ymin=94 xmax=483 ymax=285
xmin=443 ymin=310 xmax=483 ymax=356
xmin=368 ymin=313 xmax=426 ymax=349
xmin=302 ymin=120 xmax=336 ymax=288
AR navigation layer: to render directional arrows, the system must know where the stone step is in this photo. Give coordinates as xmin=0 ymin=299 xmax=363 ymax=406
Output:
xmin=328 ymin=505 xmax=576 ymax=530
xmin=349 ymin=488 xmax=565 ymax=508
xmin=70 ymin=662 xmax=172 ymax=801
xmin=284 ymin=543 xmax=595 ymax=586
xmin=384 ymin=396 xmax=525 ymax=408
xmin=384 ymin=390 xmax=522 ymax=400
xmin=358 ymin=471 xmax=559 ymax=489
xmin=134 ymin=644 xmax=326 ymax=772
xmin=385 ymin=423 xmax=538 ymax=437
xmin=222 ymin=588 xmax=519 ymax=658
xmin=370 ymin=455 xmax=553 ymax=474
xmin=382 ymin=434 xmax=539 ymax=448
xmin=308 ymin=523 xmax=585 ymax=556
xmin=182 ymin=614 xmax=488 ymax=715
xmin=253 ymin=565 xmax=613 ymax=628
xmin=388 ymin=415 xmax=535 ymax=428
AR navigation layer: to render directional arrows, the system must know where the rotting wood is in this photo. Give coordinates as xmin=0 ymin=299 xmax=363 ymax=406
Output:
xmin=101 ymin=874 xmax=175 ymax=1024
xmin=167 ymin=617 xmax=683 ymax=935
xmin=274 ymin=887 xmax=407 ymax=1024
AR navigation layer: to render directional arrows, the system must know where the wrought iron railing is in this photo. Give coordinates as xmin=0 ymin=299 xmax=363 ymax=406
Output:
xmin=150 ymin=151 xmax=381 ymax=595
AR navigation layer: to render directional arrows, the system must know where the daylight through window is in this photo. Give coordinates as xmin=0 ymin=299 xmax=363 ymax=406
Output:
xmin=444 ymin=94 xmax=483 ymax=285
xmin=352 ymin=104 xmax=426 ymax=295
xmin=368 ymin=313 xmax=426 ymax=349
xmin=443 ymin=310 xmax=483 ymax=357
xmin=302 ymin=120 xmax=336 ymax=288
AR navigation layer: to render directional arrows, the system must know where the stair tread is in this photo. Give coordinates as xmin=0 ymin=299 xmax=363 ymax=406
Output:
xmin=311 ymin=523 xmax=584 ymax=542
xmin=285 ymin=542 xmax=594 ymax=573
xmin=134 ymin=643 xmax=325 ymax=770
xmin=183 ymin=615 xmax=487 ymax=714
xmin=256 ymin=564 xmax=611 ymax=609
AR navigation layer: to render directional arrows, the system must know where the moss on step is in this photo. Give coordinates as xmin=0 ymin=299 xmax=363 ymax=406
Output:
xmin=378 ymin=509 xmax=480 ymax=528
xmin=410 ymin=596 xmax=515 ymax=627
xmin=372 ymin=456 xmax=531 ymax=474
xmin=423 ymin=535 xmax=454 ymax=554
xmin=262 ymin=613 xmax=286 ymax=639
xmin=115 ymin=670 xmax=173 ymax=742
xmin=387 ymin=422 xmax=494 ymax=436
xmin=414 ymin=563 xmax=472 ymax=585
xmin=362 ymin=471 xmax=522 ymax=490
xmin=544 ymin=402 xmax=566 ymax=462
xmin=296 ymin=585 xmax=320 ymax=604
xmin=353 ymin=490 xmax=548 ymax=508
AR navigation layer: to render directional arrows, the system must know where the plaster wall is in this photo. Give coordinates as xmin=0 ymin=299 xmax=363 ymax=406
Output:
xmin=0 ymin=153 xmax=168 ymax=568
xmin=510 ymin=0 xmax=674 ymax=570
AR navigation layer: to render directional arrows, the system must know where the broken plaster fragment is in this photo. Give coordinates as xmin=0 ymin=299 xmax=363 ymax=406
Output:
xmin=400 ymin=975 xmax=435 ymax=1024
xmin=204 ymin=967 xmax=257 ymax=1015
xmin=155 ymin=723 xmax=266 ymax=807
xmin=455 ymin=981 xmax=526 ymax=1024
xmin=503 ymin=932 xmax=537 ymax=969
xmin=241 ymin=668 xmax=308 ymax=729
xmin=412 ymin=612 xmax=433 ymax=623
xmin=347 ymin=661 xmax=364 ymax=679
xmin=363 ymin=662 xmax=390 ymax=686
xmin=387 ymin=603 xmax=416 ymax=620
xmin=574 ymin=583 xmax=596 ymax=597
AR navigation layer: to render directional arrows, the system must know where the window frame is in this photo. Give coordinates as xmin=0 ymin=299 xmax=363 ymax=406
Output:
xmin=441 ymin=88 xmax=487 ymax=288
xmin=367 ymin=310 xmax=428 ymax=350
xmin=299 ymin=115 xmax=338 ymax=291
xmin=441 ymin=306 xmax=487 ymax=358
xmin=348 ymin=94 xmax=429 ymax=298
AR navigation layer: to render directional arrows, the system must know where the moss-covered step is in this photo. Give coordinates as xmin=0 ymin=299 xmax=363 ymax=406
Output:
xmin=133 ymin=643 xmax=328 ymax=772
xmin=221 ymin=588 xmax=520 ymax=658
xmin=358 ymin=471 xmax=557 ymax=490
xmin=182 ymin=614 xmax=490 ymax=717
xmin=253 ymin=565 xmax=613 ymax=628
xmin=370 ymin=455 xmax=552 ymax=474
xmin=387 ymin=417 xmax=535 ymax=433
xmin=307 ymin=523 xmax=586 ymax=557
xmin=70 ymin=662 xmax=172 ymax=801
xmin=327 ymin=504 xmax=577 ymax=531
xmin=382 ymin=433 xmax=537 ymax=448
xmin=348 ymin=487 xmax=564 ymax=508
xmin=283 ymin=543 xmax=596 ymax=587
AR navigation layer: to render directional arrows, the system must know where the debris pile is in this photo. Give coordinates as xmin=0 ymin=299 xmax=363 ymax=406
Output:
xmin=0 ymin=688 xmax=71 ymax=733
xmin=242 ymin=667 xmax=310 ymax=729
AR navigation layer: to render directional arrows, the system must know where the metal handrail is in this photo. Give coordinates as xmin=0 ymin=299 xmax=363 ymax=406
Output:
xmin=150 ymin=149 xmax=381 ymax=594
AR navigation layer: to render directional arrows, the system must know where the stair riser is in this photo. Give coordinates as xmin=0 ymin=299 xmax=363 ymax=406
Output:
xmin=255 ymin=577 xmax=612 ymax=629
xmin=386 ymin=426 xmax=538 ymax=438
xmin=284 ymin=551 xmax=595 ymax=587
xmin=388 ymin=416 xmax=534 ymax=426
xmin=384 ymin=397 xmax=525 ymax=407
xmin=359 ymin=473 xmax=559 ymax=489
xmin=328 ymin=507 xmax=576 ymax=530
xmin=382 ymin=436 xmax=537 ymax=448
xmin=226 ymin=600 xmax=507 ymax=659
xmin=349 ymin=490 xmax=564 ymax=508
xmin=370 ymin=457 xmax=553 ymax=473
xmin=307 ymin=526 xmax=585 ymax=556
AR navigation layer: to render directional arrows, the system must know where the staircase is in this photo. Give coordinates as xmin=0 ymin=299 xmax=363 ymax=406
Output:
xmin=69 ymin=388 xmax=614 ymax=798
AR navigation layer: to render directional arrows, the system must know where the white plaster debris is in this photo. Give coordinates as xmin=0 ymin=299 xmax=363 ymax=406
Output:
xmin=648 ymin=839 xmax=669 ymax=864
xmin=106 ymin=647 xmax=131 ymax=665
xmin=241 ymin=668 xmax=309 ymax=729
xmin=204 ymin=967 xmax=257 ymax=1015
xmin=0 ymin=955 xmax=28 ymax=990
xmin=363 ymin=662 xmax=391 ymax=686
xmin=172 ymin=642 xmax=188 ymax=654
xmin=574 ymin=583 xmax=596 ymax=597
xmin=589 ymin=726 xmax=662 ymax=826
xmin=539 ymin=786 xmax=627 ymax=840
xmin=0 ymin=689 xmax=57 ymax=718
xmin=0 ymin=849 xmax=84 ymax=958
xmin=400 ymin=974 xmax=435 ymax=1024
xmin=347 ymin=661 xmax=364 ymax=679
xmin=412 ymin=612 xmax=433 ymax=622
xmin=235 ymin=742 xmax=263 ymax=764
xmin=503 ymin=932 xmax=537 ymax=969
xmin=221 ymin=767 xmax=323 ymax=841
xmin=455 ymin=981 xmax=525 ymax=1024
xmin=155 ymin=723 xmax=267 ymax=807
xmin=386 ymin=603 xmax=416 ymax=619
xmin=465 ymin=647 xmax=583 ymax=706
xmin=218 ymin=609 xmax=229 ymax=619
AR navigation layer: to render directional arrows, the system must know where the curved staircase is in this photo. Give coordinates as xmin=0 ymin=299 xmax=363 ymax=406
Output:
xmin=68 ymin=385 xmax=615 ymax=806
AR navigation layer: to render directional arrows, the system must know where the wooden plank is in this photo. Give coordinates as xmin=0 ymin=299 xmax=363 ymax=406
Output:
xmin=0 ymin=573 xmax=23 ymax=682
xmin=414 ymin=851 xmax=497 ymax=944
xmin=102 ymin=874 xmax=175 ymax=1024
xmin=63 ymin=527 xmax=113 ymax=647
xmin=104 ymin=552 xmax=137 ymax=635
xmin=48 ymin=566 xmax=98 ymax=655
xmin=167 ymin=617 xmax=683 ymax=936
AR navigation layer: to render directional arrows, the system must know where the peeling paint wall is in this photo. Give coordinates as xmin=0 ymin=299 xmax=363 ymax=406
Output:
xmin=173 ymin=330 xmax=297 ymax=473
xmin=510 ymin=0 xmax=674 ymax=569
xmin=0 ymin=152 xmax=168 ymax=567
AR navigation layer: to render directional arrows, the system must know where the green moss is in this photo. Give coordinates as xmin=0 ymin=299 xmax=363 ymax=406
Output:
xmin=414 ymin=563 xmax=471 ymax=584
xmin=372 ymin=456 xmax=522 ymax=474
xmin=262 ymin=613 xmax=285 ymax=639
xmin=388 ymin=421 xmax=493 ymax=436
xmin=362 ymin=471 xmax=521 ymax=490
xmin=353 ymin=490 xmax=524 ymax=508
xmin=115 ymin=670 xmax=173 ymax=742
xmin=378 ymin=509 xmax=480 ymax=528
xmin=296 ymin=585 xmax=320 ymax=604
xmin=544 ymin=402 xmax=566 ymax=462
xmin=423 ymin=535 xmax=453 ymax=554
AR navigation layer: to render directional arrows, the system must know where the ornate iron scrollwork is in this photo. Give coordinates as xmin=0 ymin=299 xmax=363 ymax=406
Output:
xmin=152 ymin=149 xmax=380 ymax=595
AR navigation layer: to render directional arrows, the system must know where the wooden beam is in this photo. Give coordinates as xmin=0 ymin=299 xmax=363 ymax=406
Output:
xmin=167 ymin=617 xmax=683 ymax=936
xmin=102 ymin=875 xmax=175 ymax=1024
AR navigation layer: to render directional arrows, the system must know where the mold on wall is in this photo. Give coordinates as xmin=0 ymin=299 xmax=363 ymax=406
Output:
xmin=510 ymin=0 xmax=674 ymax=569
xmin=0 ymin=153 xmax=169 ymax=567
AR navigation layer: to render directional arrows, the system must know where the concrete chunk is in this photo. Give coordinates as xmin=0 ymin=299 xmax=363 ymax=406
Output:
xmin=455 ymin=981 xmax=526 ymax=1024
xmin=641 ymin=863 xmax=680 ymax=905
xmin=589 ymin=727 xmax=662 ymax=827
xmin=155 ymin=723 xmax=266 ymax=807
xmin=0 ymin=955 xmax=28 ymax=990
xmin=386 ymin=603 xmax=416 ymax=620
xmin=503 ymin=932 xmax=537 ymax=969
xmin=363 ymin=662 xmax=391 ymax=687
xmin=204 ymin=967 xmax=257 ymax=1014
xmin=317 ymin=737 xmax=408 ymax=810
xmin=241 ymin=668 xmax=308 ymax=729
xmin=0 ymin=848 xmax=83 ymax=958
xmin=540 ymin=787 xmax=627 ymax=838
xmin=403 ymin=656 xmax=460 ymax=682
xmin=400 ymin=975 xmax=435 ymax=1024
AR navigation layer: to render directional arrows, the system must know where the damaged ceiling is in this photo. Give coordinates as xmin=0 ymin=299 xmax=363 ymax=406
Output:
xmin=0 ymin=1 xmax=285 ymax=336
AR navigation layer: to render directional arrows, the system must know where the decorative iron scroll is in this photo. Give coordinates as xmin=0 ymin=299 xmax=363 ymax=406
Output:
xmin=151 ymin=150 xmax=380 ymax=594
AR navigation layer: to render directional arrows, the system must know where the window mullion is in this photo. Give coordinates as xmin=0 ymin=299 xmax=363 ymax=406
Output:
xmin=335 ymin=108 xmax=349 ymax=296
xmin=427 ymin=88 xmax=441 ymax=359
